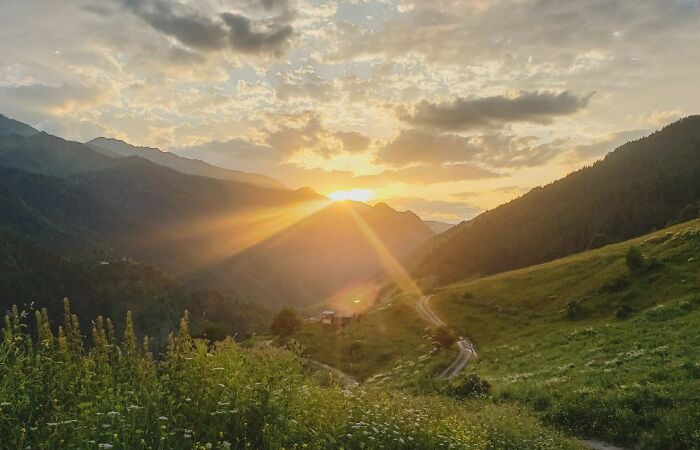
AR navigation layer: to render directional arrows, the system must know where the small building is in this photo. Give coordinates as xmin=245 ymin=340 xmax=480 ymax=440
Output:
xmin=321 ymin=310 xmax=354 ymax=328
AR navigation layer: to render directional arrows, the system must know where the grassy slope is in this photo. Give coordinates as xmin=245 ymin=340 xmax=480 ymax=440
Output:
xmin=1 ymin=309 xmax=585 ymax=450
xmin=295 ymin=293 xmax=456 ymax=384
xmin=432 ymin=219 xmax=700 ymax=448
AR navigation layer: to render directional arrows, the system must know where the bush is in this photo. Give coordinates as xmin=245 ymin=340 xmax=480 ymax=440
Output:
xmin=433 ymin=325 xmax=457 ymax=349
xmin=445 ymin=372 xmax=491 ymax=399
xmin=626 ymin=246 xmax=645 ymax=273
xmin=566 ymin=300 xmax=581 ymax=320
xmin=270 ymin=307 xmax=302 ymax=338
xmin=0 ymin=302 xmax=583 ymax=450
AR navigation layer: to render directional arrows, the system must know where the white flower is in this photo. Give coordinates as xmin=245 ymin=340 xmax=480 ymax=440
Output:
xmin=98 ymin=444 xmax=113 ymax=449
xmin=157 ymin=416 xmax=168 ymax=421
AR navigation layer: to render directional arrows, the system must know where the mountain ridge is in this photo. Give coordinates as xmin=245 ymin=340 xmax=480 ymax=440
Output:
xmin=88 ymin=137 xmax=286 ymax=190
xmin=411 ymin=116 xmax=700 ymax=285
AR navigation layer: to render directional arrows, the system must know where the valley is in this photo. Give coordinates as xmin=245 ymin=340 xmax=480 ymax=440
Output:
xmin=1 ymin=116 xmax=700 ymax=449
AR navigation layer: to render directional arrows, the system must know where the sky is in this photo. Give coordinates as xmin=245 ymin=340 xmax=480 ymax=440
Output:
xmin=1 ymin=0 xmax=699 ymax=223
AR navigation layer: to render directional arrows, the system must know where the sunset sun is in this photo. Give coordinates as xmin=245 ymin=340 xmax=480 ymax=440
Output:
xmin=327 ymin=189 xmax=375 ymax=202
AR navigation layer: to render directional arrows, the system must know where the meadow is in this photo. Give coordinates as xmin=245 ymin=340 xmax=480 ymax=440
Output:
xmin=294 ymin=292 xmax=456 ymax=384
xmin=432 ymin=220 xmax=700 ymax=448
xmin=0 ymin=301 xmax=584 ymax=450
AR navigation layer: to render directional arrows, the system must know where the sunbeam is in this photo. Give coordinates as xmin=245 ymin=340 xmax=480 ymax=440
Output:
xmin=344 ymin=203 xmax=423 ymax=297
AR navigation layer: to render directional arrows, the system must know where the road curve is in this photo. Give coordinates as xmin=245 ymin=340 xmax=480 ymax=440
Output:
xmin=417 ymin=295 xmax=476 ymax=379
xmin=309 ymin=359 xmax=359 ymax=388
xmin=417 ymin=297 xmax=628 ymax=450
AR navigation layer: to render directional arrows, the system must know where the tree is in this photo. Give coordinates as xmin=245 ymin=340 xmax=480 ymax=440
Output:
xmin=626 ymin=246 xmax=645 ymax=273
xmin=445 ymin=373 xmax=491 ymax=399
xmin=433 ymin=325 xmax=457 ymax=349
xmin=271 ymin=308 xmax=302 ymax=338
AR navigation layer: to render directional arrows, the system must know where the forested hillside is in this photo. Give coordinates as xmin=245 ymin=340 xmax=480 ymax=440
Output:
xmin=413 ymin=117 xmax=700 ymax=284
xmin=0 ymin=115 xmax=436 ymax=312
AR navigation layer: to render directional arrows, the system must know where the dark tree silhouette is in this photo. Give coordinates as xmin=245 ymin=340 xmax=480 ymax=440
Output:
xmin=270 ymin=307 xmax=303 ymax=338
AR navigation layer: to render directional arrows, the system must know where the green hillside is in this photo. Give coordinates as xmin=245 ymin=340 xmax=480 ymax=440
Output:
xmin=298 ymin=219 xmax=700 ymax=448
xmin=0 ymin=232 xmax=269 ymax=344
xmin=295 ymin=293 xmax=455 ymax=383
xmin=413 ymin=116 xmax=700 ymax=285
xmin=430 ymin=219 xmax=700 ymax=448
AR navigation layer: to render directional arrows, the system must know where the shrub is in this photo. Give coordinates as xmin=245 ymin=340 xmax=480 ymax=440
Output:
xmin=0 ymin=302 xmax=583 ymax=450
xmin=445 ymin=372 xmax=491 ymax=399
xmin=270 ymin=307 xmax=302 ymax=338
xmin=626 ymin=246 xmax=645 ymax=273
xmin=600 ymin=276 xmax=630 ymax=293
xmin=433 ymin=325 xmax=457 ymax=349
xmin=566 ymin=300 xmax=581 ymax=320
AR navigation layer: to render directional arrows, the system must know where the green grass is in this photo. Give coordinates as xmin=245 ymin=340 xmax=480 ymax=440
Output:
xmin=432 ymin=219 xmax=700 ymax=448
xmin=294 ymin=293 xmax=456 ymax=386
xmin=0 ymin=303 xmax=583 ymax=450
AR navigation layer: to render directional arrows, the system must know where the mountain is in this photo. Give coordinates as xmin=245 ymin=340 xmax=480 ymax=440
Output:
xmin=73 ymin=158 xmax=435 ymax=307
xmin=0 ymin=113 xmax=39 ymax=137
xmin=88 ymin=137 xmax=286 ymax=190
xmin=0 ymin=167 xmax=268 ymax=341
xmin=0 ymin=116 xmax=437 ymax=309
xmin=221 ymin=201 xmax=436 ymax=308
xmin=412 ymin=116 xmax=700 ymax=284
xmin=424 ymin=221 xmax=454 ymax=234
xmin=0 ymin=132 xmax=114 ymax=177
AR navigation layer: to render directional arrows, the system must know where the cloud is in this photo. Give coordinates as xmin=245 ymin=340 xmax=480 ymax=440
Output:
xmin=573 ymin=129 xmax=650 ymax=160
xmin=265 ymin=115 xmax=372 ymax=158
xmin=221 ymin=12 xmax=293 ymax=55
xmin=377 ymin=196 xmax=481 ymax=223
xmin=172 ymin=138 xmax=281 ymax=170
xmin=399 ymin=91 xmax=593 ymax=131
xmin=120 ymin=0 xmax=294 ymax=56
xmin=335 ymin=131 xmax=371 ymax=153
xmin=0 ymin=82 xmax=114 ymax=116
xmin=476 ymin=133 xmax=569 ymax=168
xmin=356 ymin=163 xmax=501 ymax=186
xmin=275 ymin=66 xmax=337 ymax=101
xmin=377 ymin=127 xmax=568 ymax=169
xmin=645 ymin=110 xmax=684 ymax=127
xmin=377 ymin=128 xmax=480 ymax=166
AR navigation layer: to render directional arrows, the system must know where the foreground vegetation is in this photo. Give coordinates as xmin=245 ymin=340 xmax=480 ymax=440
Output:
xmin=433 ymin=220 xmax=700 ymax=448
xmin=0 ymin=302 xmax=583 ymax=450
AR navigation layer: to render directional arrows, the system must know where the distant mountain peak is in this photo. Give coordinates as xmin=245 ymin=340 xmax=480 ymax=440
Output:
xmin=87 ymin=136 xmax=287 ymax=190
xmin=0 ymin=113 xmax=40 ymax=138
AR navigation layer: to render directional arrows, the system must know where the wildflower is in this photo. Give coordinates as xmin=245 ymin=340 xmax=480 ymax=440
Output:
xmin=98 ymin=444 xmax=113 ymax=449
xmin=158 ymin=416 xmax=168 ymax=421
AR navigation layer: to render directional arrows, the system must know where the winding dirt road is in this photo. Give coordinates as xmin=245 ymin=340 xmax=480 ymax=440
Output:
xmin=309 ymin=360 xmax=359 ymax=388
xmin=417 ymin=294 xmax=476 ymax=379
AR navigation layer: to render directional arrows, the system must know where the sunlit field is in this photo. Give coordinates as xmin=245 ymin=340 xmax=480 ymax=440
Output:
xmin=0 ymin=303 xmax=583 ymax=450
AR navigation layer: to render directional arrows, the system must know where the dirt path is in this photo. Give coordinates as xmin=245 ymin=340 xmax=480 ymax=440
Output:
xmin=308 ymin=359 xmax=359 ymax=388
xmin=582 ymin=440 xmax=630 ymax=450
xmin=417 ymin=294 xmax=476 ymax=379
xmin=416 ymin=296 xmax=630 ymax=450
